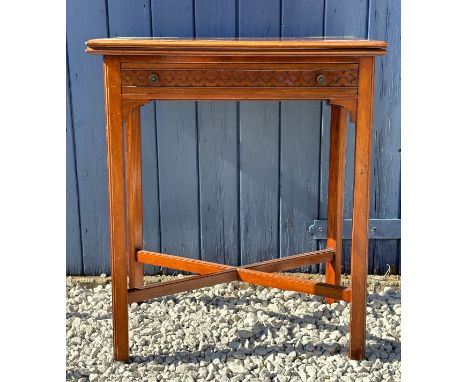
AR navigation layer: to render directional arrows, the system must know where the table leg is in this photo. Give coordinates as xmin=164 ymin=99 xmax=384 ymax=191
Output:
xmin=349 ymin=57 xmax=375 ymax=360
xmin=104 ymin=56 xmax=129 ymax=362
xmin=125 ymin=106 xmax=144 ymax=289
xmin=325 ymin=105 xmax=347 ymax=304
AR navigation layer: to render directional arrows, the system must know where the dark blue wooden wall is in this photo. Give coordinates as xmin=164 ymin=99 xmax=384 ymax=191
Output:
xmin=66 ymin=0 xmax=401 ymax=275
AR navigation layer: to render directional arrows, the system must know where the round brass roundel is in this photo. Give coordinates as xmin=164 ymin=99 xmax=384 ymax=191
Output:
xmin=317 ymin=74 xmax=327 ymax=85
xmin=149 ymin=74 xmax=159 ymax=83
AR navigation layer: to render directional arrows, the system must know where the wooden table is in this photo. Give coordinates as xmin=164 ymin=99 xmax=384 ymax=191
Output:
xmin=86 ymin=37 xmax=387 ymax=362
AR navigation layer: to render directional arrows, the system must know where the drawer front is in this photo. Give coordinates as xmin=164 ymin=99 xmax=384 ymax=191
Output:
xmin=121 ymin=68 xmax=358 ymax=88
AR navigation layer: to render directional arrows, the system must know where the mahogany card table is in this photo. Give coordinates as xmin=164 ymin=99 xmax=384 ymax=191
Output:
xmin=86 ymin=37 xmax=387 ymax=362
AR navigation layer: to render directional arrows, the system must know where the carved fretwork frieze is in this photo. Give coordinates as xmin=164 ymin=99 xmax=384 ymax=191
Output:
xmin=121 ymin=69 xmax=358 ymax=88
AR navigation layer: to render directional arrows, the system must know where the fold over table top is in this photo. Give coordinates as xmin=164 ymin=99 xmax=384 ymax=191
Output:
xmin=86 ymin=37 xmax=387 ymax=55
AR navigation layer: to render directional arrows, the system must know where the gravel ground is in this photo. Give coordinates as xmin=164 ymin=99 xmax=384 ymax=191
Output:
xmin=66 ymin=274 xmax=401 ymax=382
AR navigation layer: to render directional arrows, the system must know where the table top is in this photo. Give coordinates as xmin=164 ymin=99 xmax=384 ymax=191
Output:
xmin=86 ymin=37 xmax=387 ymax=55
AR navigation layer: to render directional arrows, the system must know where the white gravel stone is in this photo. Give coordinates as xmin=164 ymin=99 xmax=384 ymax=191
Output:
xmin=66 ymin=277 xmax=400 ymax=381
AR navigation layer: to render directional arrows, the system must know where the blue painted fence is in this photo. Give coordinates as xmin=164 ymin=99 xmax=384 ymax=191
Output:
xmin=66 ymin=0 xmax=401 ymax=275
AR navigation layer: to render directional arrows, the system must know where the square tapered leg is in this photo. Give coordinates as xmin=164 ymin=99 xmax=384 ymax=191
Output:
xmin=349 ymin=56 xmax=375 ymax=360
xmin=325 ymin=105 xmax=347 ymax=303
xmin=125 ymin=105 xmax=144 ymax=289
xmin=104 ymin=56 xmax=129 ymax=362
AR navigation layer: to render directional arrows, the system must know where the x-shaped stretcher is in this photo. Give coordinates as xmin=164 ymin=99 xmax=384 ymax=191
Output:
xmin=128 ymin=249 xmax=351 ymax=304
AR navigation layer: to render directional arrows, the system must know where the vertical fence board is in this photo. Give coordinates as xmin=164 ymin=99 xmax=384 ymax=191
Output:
xmin=239 ymin=102 xmax=280 ymax=264
xmin=195 ymin=1 xmax=239 ymax=266
xmin=238 ymin=0 xmax=281 ymax=265
xmin=66 ymin=53 xmax=83 ymax=275
xmin=279 ymin=101 xmax=322 ymax=265
xmin=321 ymin=0 xmax=369 ymax=274
xmin=282 ymin=0 xmax=324 ymax=38
xmin=108 ymin=0 xmax=151 ymax=37
xmin=368 ymin=0 xmax=401 ymax=274
xmin=325 ymin=0 xmax=369 ymax=38
xmin=152 ymin=0 xmax=194 ymax=37
xmin=281 ymin=1 xmax=324 ymax=272
xmin=108 ymin=0 xmax=160 ymax=274
xmin=67 ymin=0 xmax=109 ymax=275
xmin=154 ymin=102 xmax=199 ymax=260
xmin=152 ymin=1 xmax=200 ymax=262
xmin=239 ymin=0 xmax=280 ymax=39
xmin=197 ymin=102 xmax=239 ymax=265
xmin=195 ymin=0 xmax=236 ymax=37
